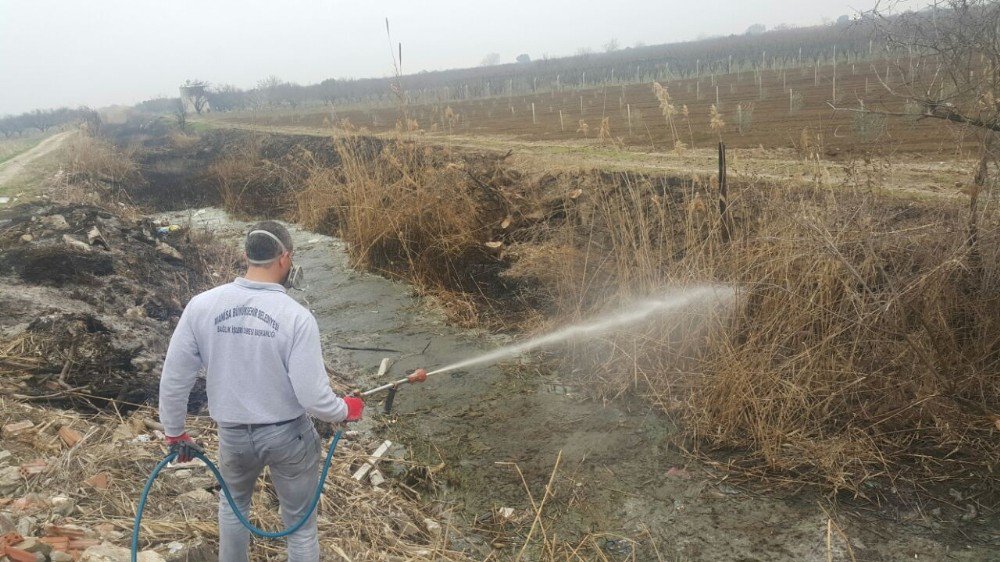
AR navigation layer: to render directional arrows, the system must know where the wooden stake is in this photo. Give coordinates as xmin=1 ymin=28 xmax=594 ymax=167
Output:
xmin=719 ymin=141 xmax=730 ymax=242
xmin=352 ymin=440 xmax=393 ymax=481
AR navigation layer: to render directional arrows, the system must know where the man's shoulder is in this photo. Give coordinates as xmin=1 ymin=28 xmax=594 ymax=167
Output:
xmin=188 ymin=283 xmax=235 ymax=305
xmin=283 ymin=297 xmax=316 ymax=325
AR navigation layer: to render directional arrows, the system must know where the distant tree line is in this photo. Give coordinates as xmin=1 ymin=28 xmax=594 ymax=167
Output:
xmin=0 ymin=107 xmax=99 ymax=137
xmin=137 ymin=17 xmax=888 ymax=113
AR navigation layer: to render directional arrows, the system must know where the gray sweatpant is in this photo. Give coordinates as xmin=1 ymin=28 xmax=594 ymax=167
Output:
xmin=216 ymin=415 xmax=321 ymax=562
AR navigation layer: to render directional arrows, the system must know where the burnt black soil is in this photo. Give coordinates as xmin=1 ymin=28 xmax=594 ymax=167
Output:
xmin=106 ymin=122 xmax=348 ymax=212
xmin=0 ymin=202 xmax=228 ymax=413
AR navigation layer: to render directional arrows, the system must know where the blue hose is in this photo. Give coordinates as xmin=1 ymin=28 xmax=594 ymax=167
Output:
xmin=131 ymin=430 xmax=342 ymax=561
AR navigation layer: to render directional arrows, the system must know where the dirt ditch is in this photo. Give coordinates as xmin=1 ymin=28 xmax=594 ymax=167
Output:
xmin=1 ymin=125 xmax=994 ymax=560
xmin=150 ymin=203 xmax=996 ymax=560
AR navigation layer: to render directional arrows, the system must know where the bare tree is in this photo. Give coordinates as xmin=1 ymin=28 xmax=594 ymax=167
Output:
xmin=603 ymin=38 xmax=620 ymax=52
xmin=836 ymin=1 xmax=1000 ymax=258
xmin=180 ymin=80 xmax=210 ymax=114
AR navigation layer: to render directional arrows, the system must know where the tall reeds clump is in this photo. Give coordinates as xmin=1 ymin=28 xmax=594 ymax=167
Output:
xmin=295 ymin=132 xmax=514 ymax=323
xmin=65 ymin=133 xmax=141 ymax=189
xmin=653 ymin=82 xmax=684 ymax=152
xmin=506 ymin=171 xmax=1000 ymax=501
xmin=208 ymin=135 xmax=297 ymax=218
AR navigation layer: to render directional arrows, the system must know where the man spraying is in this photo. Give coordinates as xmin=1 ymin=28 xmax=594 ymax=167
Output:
xmin=158 ymin=221 xmax=363 ymax=561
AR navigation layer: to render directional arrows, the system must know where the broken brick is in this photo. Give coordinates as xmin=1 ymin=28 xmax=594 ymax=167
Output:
xmin=83 ymin=472 xmax=109 ymax=490
xmin=2 ymin=421 xmax=34 ymax=438
xmin=40 ymin=536 xmax=70 ymax=551
xmin=4 ymin=545 xmax=40 ymax=562
xmin=67 ymin=538 xmax=100 ymax=550
xmin=43 ymin=525 xmax=88 ymax=539
xmin=57 ymin=427 xmax=84 ymax=448
xmin=18 ymin=460 xmax=48 ymax=479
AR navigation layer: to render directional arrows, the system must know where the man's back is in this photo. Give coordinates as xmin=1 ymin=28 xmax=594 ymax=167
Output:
xmin=156 ymin=221 xmax=360 ymax=562
xmin=159 ymin=277 xmax=346 ymax=437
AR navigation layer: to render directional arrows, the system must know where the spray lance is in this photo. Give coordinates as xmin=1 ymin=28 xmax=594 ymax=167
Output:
xmin=360 ymin=367 xmax=428 ymax=413
xmin=132 ymin=286 xmax=730 ymax=559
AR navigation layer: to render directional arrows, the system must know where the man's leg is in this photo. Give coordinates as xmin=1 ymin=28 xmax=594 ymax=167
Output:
xmin=217 ymin=428 xmax=264 ymax=562
xmin=264 ymin=418 xmax=321 ymax=562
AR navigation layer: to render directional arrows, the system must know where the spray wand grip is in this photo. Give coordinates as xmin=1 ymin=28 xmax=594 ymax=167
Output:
xmin=359 ymin=368 xmax=428 ymax=398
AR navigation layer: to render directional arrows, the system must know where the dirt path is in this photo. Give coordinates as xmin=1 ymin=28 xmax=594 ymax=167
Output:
xmin=157 ymin=207 xmax=994 ymax=560
xmin=199 ymin=118 xmax=973 ymax=200
xmin=0 ymin=130 xmax=73 ymax=188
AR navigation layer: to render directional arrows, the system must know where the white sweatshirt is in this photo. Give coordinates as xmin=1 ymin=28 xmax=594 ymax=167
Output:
xmin=158 ymin=277 xmax=348 ymax=436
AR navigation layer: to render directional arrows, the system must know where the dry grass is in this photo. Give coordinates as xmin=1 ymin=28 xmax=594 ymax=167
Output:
xmin=506 ymin=169 xmax=1000 ymax=503
xmin=212 ymin=127 xmax=999 ymax=505
xmin=0 ymin=133 xmax=46 ymax=164
xmin=209 ymin=134 xmax=298 ymax=218
xmin=294 ymin=132 xmax=518 ymax=326
xmin=64 ymin=133 xmax=141 ymax=189
xmin=45 ymin=133 xmax=143 ymax=216
xmin=0 ymin=397 xmax=470 ymax=560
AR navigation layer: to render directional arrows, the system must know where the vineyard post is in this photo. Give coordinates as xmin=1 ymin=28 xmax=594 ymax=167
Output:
xmin=627 ymin=104 xmax=632 ymax=136
xmin=832 ymin=45 xmax=837 ymax=101
xmin=532 ymin=102 xmax=536 ymax=125
xmin=718 ymin=141 xmax=730 ymax=242
xmin=560 ymin=109 xmax=565 ymax=132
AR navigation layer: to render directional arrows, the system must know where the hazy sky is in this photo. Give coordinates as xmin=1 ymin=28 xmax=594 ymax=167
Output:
xmin=0 ymin=0 xmax=931 ymax=115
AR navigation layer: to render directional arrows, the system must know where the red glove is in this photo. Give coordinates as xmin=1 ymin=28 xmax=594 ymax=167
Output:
xmin=343 ymin=396 xmax=365 ymax=422
xmin=165 ymin=432 xmax=202 ymax=463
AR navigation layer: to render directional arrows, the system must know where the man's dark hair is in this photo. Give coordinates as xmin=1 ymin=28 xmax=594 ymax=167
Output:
xmin=246 ymin=221 xmax=294 ymax=265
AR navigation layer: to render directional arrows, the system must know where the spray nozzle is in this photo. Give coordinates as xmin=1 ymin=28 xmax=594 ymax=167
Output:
xmin=407 ymin=368 xmax=428 ymax=384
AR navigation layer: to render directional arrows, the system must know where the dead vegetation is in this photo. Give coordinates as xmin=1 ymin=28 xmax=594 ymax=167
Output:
xmin=0 ymin=399 xmax=471 ymax=561
xmin=266 ymin=129 xmax=999 ymax=508
xmin=508 ymin=170 xmax=1000 ymax=508
xmin=302 ymin=135 xmax=535 ymax=326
